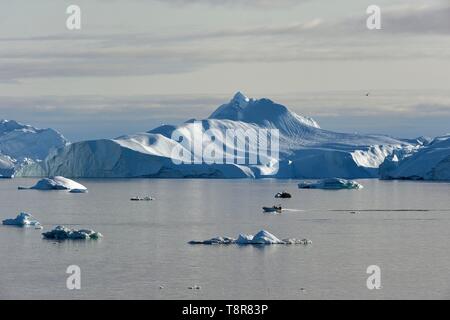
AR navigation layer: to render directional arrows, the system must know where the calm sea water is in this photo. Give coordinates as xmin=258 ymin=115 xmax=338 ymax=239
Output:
xmin=0 ymin=178 xmax=449 ymax=300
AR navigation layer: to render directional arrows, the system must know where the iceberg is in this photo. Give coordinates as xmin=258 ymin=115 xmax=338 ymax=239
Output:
xmin=380 ymin=135 xmax=450 ymax=181
xmin=298 ymin=178 xmax=363 ymax=190
xmin=17 ymin=92 xmax=415 ymax=179
xmin=189 ymin=230 xmax=312 ymax=245
xmin=237 ymin=230 xmax=284 ymax=244
xmin=19 ymin=176 xmax=88 ymax=192
xmin=0 ymin=119 xmax=68 ymax=177
xmin=42 ymin=226 xmax=102 ymax=240
xmin=0 ymin=154 xmax=15 ymax=178
xmin=2 ymin=212 xmax=42 ymax=228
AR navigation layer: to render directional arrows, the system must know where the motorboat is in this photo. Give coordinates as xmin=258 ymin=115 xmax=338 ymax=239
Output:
xmin=262 ymin=205 xmax=282 ymax=213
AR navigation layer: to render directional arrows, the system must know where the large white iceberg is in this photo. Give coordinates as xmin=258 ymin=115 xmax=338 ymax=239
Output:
xmin=17 ymin=92 xmax=415 ymax=179
xmin=380 ymin=135 xmax=450 ymax=181
xmin=298 ymin=178 xmax=363 ymax=190
xmin=0 ymin=119 xmax=68 ymax=178
xmin=2 ymin=212 xmax=42 ymax=228
xmin=19 ymin=176 xmax=88 ymax=192
xmin=189 ymin=230 xmax=311 ymax=245
xmin=42 ymin=226 xmax=102 ymax=240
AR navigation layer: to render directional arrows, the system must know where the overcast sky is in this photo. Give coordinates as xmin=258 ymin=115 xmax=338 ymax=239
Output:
xmin=0 ymin=0 xmax=449 ymax=141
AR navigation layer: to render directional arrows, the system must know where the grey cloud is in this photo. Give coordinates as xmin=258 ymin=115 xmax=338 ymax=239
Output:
xmin=153 ymin=0 xmax=306 ymax=7
xmin=383 ymin=5 xmax=450 ymax=35
xmin=0 ymin=3 xmax=449 ymax=82
xmin=1 ymin=36 xmax=449 ymax=82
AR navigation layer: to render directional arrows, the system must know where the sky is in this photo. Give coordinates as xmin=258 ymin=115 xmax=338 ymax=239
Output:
xmin=0 ymin=0 xmax=449 ymax=141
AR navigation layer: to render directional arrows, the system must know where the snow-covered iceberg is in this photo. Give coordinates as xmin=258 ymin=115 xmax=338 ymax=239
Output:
xmin=17 ymin=92 xmax=415 ymax=179
xmin=42 ymin=226 xmax=102 ymax=240
xmin=298 ymin=178 xmax=363 ymax=190
xmin=2 ymin=212 xmax=42 ymax=228
xmin=19 ymin=176 xmax=88 ymax=192
xmin=189 ymin=230 xmax=312 ymax=245
xmin=0 ymin=120 xmax=68 ymax=177
xmin=380 ymin=135 xmax=450 ymax=181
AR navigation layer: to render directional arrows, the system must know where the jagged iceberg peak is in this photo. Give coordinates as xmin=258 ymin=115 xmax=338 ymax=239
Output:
xmin=0 ymin=119 xmax=28 ymax=133
xmin=1 ymin=119 xmax=50 ymax=134
xmin=208 ymin=92 xmax=320 ymax=130
xmin=0 ymin=119 xmax=69 ymax=173
xmin=209 ymin=91 xmax=253 ymax=121
xmin=0 ymin=119 xmax=68 ymax=141
xmin=231 ymin=91 xmax=251 ymax=107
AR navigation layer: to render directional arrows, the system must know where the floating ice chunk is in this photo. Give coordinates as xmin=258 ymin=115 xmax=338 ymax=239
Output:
xmin=69 ymin=188 xmax=88 ymax=194
xmin=236 ymin=234 xmax=255 ymax=244
xmin=282 ymin=238 xmax=312 ymax=245
xmin=2 ymin=212 xmax=42 ymax=228
xmin=189 ymin=230 xmax=311 ymax=246
xmin=42 ymin=225 xmax=102 ymax=240
xmin=275 ymin=191 xmax=292 ymax=198
xmin=189 ymin=236 xmax=235 ymax=245
xmin=298 ymin=178 xmax=363 ymax=190
xmin=19 ymin=176 xmax=87 ymax=192
xmin=246 ymin=230 xmax=283 ymax=244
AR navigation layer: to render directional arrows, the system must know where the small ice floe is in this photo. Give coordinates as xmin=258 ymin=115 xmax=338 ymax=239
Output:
xmin=69 ymin=189 xmax=87 ymax=194
xmin=130 ymin=196 xmax=154 ymax=201
xmin=2 ymin=212 xmax=42 ymax=228
xmin=42 ymin=226 xmax=102 ymax=240
xmin=298 ymin=178 xmax=363 ymax=190
xmin=19 ymin=176 xmax=88 ymax=193
xmin=189 ymin=230 xmax=311 ymax=246
xmin=275 ymin=191 xmax=292 ymax=199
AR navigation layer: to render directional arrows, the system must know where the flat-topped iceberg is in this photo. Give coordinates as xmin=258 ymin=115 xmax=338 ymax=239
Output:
xmin=42 ymin=226 xmax=102 ymax=240
xmin=189 ymin=230 xmax=311 ymax=245
xmin=2 ymin=212 xmax=42 ymax=228
xmin=19 ymin=176 xmax=88 ymax=193
xmin=298 ymin=178 xmax=363 ymax=190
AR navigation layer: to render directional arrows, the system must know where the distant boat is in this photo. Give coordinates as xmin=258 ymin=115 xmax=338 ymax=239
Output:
xmin=263 ymin=206 xmax=282 ymax=213
xmin=130 ymin=196 xmax=154 ymax=201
